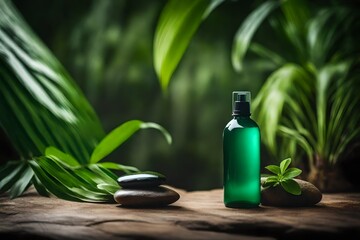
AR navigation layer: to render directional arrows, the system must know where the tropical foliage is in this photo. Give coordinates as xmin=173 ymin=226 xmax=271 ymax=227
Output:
xmin=0 ymin=0 xmax=171 ymax=201
xmin=153 ymin=0 xmax=360 ymax=189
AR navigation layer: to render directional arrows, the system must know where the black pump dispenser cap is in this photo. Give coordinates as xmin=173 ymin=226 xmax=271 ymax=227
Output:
xmin=232 ymin=91 xmax=251 ymax=116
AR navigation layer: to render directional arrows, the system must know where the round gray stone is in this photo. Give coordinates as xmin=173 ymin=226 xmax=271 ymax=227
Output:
xmin=117 ymin=173 xmax=166 ymax=189
xmin=114 ymin=186 xmax=180 ymax=207
xmin=261 ymin=177 xmax=322 ymax=207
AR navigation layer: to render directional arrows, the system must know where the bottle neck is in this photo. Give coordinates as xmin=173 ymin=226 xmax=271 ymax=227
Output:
xmin=233 ymin=100 xmax=250 ymax=116
xmin=232 ymin=113 xmax=251 ymax=118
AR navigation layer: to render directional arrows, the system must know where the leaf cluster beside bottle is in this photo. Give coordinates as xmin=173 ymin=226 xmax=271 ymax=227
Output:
xmin=0 ymin=120 xmax=171 ymax=202
xmin=263 ymin=158 xmax=302 ymax=195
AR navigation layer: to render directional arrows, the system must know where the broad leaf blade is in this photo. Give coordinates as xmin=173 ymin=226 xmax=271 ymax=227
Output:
xmin=281 ymin=179 xmax=301 ymax=195
xmin=232 ymin=0 xmax=279 ymax=72
xmin=90 ymin=120 xmax=172 ymax=164
xmin=279 ymin=158 xmax=291 ymax=174
xmin=154 ymin=0 xmax=216 ymax=92
xmin=265 ymin=165 xmax=281 ymax=175
xmin=283 ymin=168 xmax=302 ymax=179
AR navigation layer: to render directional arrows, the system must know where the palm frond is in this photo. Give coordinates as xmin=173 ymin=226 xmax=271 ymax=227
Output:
xmin=0 ymin=1 xmax=172 ymax=202
xmin=253 ymin=63 xmax=313 ymax=156
xmin=0 ymin=0 xmax=105 ymax=164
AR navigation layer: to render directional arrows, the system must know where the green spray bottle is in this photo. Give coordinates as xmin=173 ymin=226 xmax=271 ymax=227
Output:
xmin=223 ymin=91 xmax=260 ymax=208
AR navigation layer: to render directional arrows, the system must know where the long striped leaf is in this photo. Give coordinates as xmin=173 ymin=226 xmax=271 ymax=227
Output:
xmin=0 ymin=0 xmax=105 ymax=164
xmin=29 ymin=158 xmax=114 ymax=202
xmin=231 ymin=0 xmax=279 ymax=72
xmin=154 ymin=0 xmax=222 ymax=92
xmin=9 ymin=165 xmax=34 ymax=199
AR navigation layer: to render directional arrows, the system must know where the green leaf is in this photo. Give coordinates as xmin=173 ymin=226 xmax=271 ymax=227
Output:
xmin=97 ymin=162 xmax=139 ymax=174
xmin=283 ymin=168 xmax=302 ymax=179
xmin=253 ymin=64 xmax=314 ymax=157
xmin=249 ymin=43 xmax=286 ymax=66
xmin=264 ymin=176 xmax=278 ymax=182
xmin=30 ymin=158 xmax=113 ymax=202
xmin=140 ymin=122 xmax=172 ymax=145
xmin=90 ymin=120 xmax=172 ymax=164
xmin=0 ymin=161 xmax=19 ymax=187
xmin=281 ymin=179 xmax=301 ymax=195
xmin=0 ymin=162 xmax=25 ymax=193
xmin=32 ymin=175 xmax=50 ymax=197
xmin=279 ymin=158 xmax=291 ymax=174
xmin=9 ymin=165 xmax=34 ymax=199
xmin=265 ymin=165 xmax=281 ymax=175
xmin=0 ymin=0 xmax=105 ymax=164
xmin=279 ymin=0 xmax=310 ymax=57
xmin=97 ymin=183 xmax=119 ymax=195
xmin=29 ymin=160 xmax=83 ymax=202
xmin=260 ymin=173 xmax=273 ymax=178
xmin=232 ymin=0 xmax=279 ymax=72
xmin=88 ymin=164 xmax=118 ymax=186
xmin=154 ymin=0 xmax=219 ymax=92
xmin=40 ymin=157 xmax=113 ymax=198
xmin=263 ymin=176 xmax=279 ymax=188
xmin=45 ymin=146 xmax=80 ymax=168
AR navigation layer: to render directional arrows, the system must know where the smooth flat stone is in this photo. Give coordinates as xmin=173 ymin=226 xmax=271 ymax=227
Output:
xmin=114 ymin=186 xmax=180 ymax=207
xmin=117 ymin=173 xmax=166 ymax=189
xmin=261 ymin=177 xmax=322 ymax=207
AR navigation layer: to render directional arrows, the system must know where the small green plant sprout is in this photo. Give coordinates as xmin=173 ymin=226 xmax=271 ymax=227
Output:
xmin=263 ymin=158 xmax=302 ymax=195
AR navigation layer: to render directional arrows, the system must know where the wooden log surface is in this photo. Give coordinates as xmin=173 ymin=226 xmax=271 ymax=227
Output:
xmin=1 ymin=186 xmax=360 ymax=240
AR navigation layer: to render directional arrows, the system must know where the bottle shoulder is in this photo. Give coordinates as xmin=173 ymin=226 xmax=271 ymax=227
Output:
xmin=224 ymin=117 xmax=259 ymax=130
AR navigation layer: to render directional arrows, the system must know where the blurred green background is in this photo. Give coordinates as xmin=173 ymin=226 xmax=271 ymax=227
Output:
xmin=2 ymin=0 xmax=359 ymax=191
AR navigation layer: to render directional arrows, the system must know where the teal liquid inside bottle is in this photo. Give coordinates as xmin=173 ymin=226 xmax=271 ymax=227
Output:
xmin=223 ymin=91 xmax=260 ymax=208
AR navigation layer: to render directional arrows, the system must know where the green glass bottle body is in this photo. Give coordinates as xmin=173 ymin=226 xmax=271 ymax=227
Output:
xmin=223 ymin=116 xmax=260 ymax=208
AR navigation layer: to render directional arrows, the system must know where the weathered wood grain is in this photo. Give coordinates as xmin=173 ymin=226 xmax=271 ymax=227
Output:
xmin=1 ymin=186 xmax=359 ymax=240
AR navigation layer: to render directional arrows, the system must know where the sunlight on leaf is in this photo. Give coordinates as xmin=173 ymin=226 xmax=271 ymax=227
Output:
xmin=279 ymin=158 xmax=291 ymax=174
xmin=45 ymin=146 xmax=80 ymax=168
xmin=283 ymin=168 xmax=302 ymax=179
xmin=253 ymin=64 xmax=313 ymax=157
xmin=265 ymin=165 xmax=281 ymax=175
xmin=90 ymin=120 xmax=172 ymax=164
xmin=154 ymin=0 xmax=221 ymax=92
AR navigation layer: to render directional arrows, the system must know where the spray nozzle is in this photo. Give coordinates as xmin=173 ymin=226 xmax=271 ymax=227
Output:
xmin=238 ymin=94 xmax=246 ymax=102
xmin=232 ymin=91 xmax=251 ymax=116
